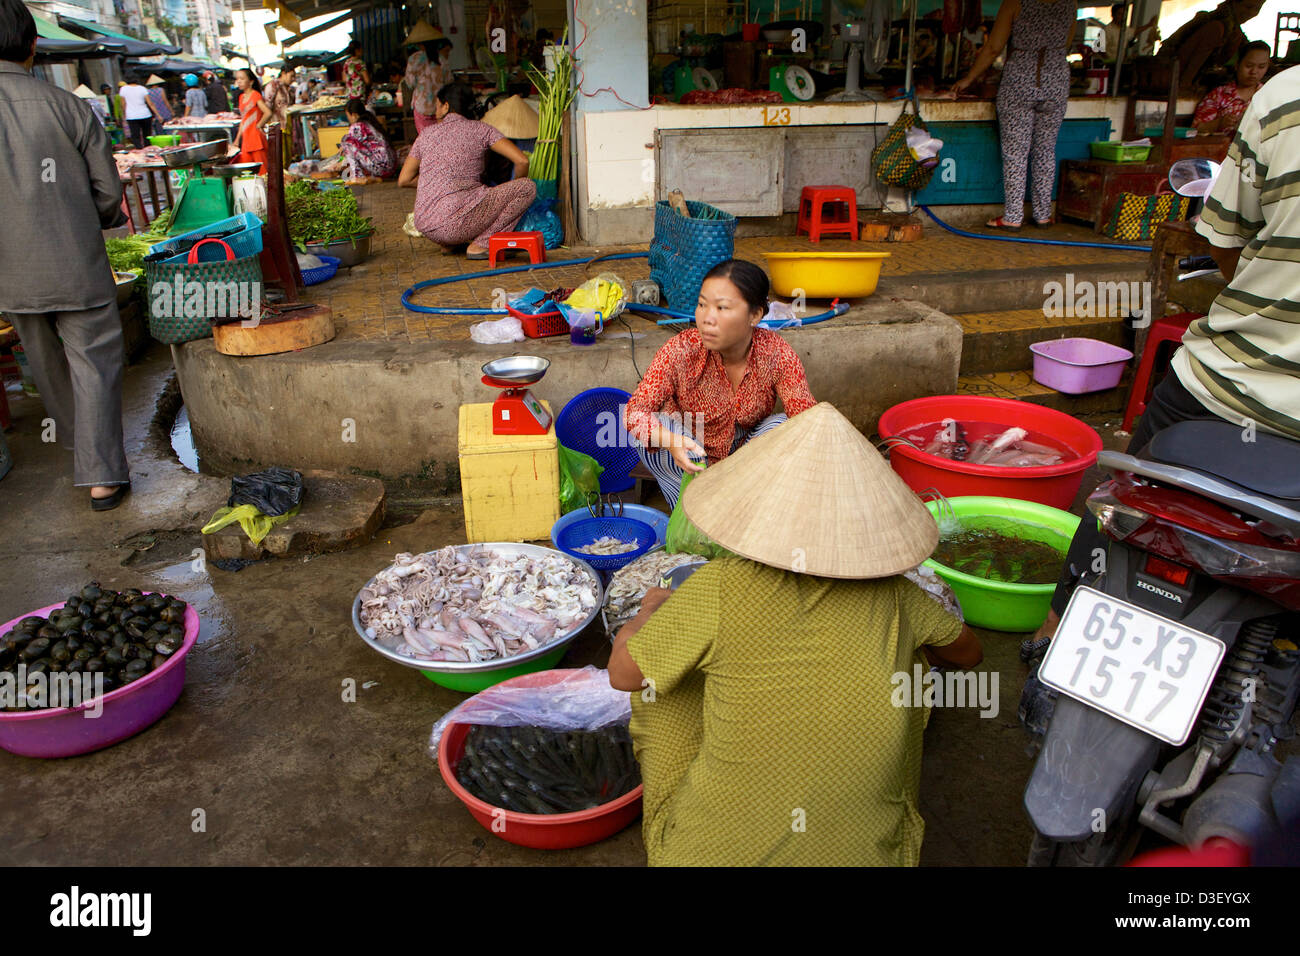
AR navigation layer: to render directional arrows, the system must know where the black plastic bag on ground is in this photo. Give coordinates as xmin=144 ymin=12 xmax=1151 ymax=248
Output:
xmin=228 ymin=467 xmax=304 ymax=517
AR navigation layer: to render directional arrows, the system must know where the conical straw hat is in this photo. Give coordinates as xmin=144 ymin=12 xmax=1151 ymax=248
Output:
xmin=482 ymin=94 xmax=539 ymax=139
xmin=405 ymin=19 xmax=444 ymax=45
xmin=681 ymin=402 xmax=939 ymax=579
xmin=73 ymin=84 xmax=97 ymax=98
xmin=146 ymin=74 xmax=166 ymax=85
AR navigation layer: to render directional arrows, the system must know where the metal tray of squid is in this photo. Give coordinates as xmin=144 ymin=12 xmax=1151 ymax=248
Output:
xmin=350 ymin=542 xmax=604 ymax=673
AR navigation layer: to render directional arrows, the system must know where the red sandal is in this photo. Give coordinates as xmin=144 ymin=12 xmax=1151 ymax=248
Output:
xmin=985 ymin=216 xmax=1022 ymax=230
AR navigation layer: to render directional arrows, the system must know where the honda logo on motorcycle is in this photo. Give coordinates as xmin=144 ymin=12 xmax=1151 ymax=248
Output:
xmin=1136 ymin=578 xmax=1184 ymax=603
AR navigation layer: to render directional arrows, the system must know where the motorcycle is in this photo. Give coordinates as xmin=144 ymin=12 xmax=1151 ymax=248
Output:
xmin=1019 ymin=160 xmax=1300 ymax=865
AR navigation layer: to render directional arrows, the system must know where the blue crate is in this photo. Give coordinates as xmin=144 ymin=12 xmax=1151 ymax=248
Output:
xmin=149 ymin=211 xmax=264 ymax=265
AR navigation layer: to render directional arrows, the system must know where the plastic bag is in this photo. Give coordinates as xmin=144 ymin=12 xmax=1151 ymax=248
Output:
xmin=201 ymin=503 xmax=301 ymax=546
xmin=903 ymin=564 xmax=964 ymax=621
xmin=565 ymin=272 xmax=626 ymax=319
xmin=469 ymin=316 xmax=525 ymax=344
xmin=664 ymin=469 xmax=733 ymax=559
xmin=558 ymin=443 xmax=604 ymax=514
xmin=516 ymin=194 xmax=563 ymax=249
xmin=229 ymin=467 xmax=303 ymax=517
xmin=428 ymin=665 xmax=630 ymax=754
xmin=761 ymin=300 xmax=802 ymax=330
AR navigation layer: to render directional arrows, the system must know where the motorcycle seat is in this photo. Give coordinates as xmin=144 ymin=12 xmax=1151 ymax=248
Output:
xmin=1146 ymin=420 xmax=1300 ymax=502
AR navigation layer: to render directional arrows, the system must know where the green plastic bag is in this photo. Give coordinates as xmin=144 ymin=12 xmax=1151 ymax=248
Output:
xmin=558 ymin=443 xmax=604 ymax=514
xmin=201 ymin=503 xmax=301 ymax=547
xmin=664 ymin=469 xmax=733 ymax=559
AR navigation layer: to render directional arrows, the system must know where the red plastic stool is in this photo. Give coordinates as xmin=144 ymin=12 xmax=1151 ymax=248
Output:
xmin=1122 ymin=311 xmax=1198 ymax=432
xmin=488 ymin=231 xmax=546 ymax=268
xmin=796 ymin=186 xmax=859 ymax=242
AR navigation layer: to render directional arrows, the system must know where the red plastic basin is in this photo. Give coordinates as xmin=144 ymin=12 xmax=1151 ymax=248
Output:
xmin=0 ymin=597 xmax=200 ymax=758
xmin=437 ymin=668 xmax=643 ymax=850
xmin=877 ymin=395 xmax=1103 ymax=510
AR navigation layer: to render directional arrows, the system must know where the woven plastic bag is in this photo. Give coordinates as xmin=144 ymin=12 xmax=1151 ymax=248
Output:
xmin=870 ymin=96 xmax=938 ymax=191
xmin=664 ymin=469 xmax=733 ymax=559
xmin=558 ymin=443 xmax=604 ymax=513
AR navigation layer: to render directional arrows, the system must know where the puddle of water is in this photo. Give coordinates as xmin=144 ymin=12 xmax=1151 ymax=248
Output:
xmin=170 ymin=406 xmax=200 ymax=474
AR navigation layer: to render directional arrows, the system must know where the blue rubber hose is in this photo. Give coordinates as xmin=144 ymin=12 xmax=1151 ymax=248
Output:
xmin=401 ymin=251 xmax=649 ymax=314
xmin=640 ymin=301 xmax=851 ymax=327
xmin=917 ymin=205 xmax=1153 ymax=252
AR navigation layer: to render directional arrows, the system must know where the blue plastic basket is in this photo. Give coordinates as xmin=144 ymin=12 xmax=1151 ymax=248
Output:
xmin=300 ymin=254 xmax=341 ymax=286
xmin=150 ymin=211 xmax=264 ymax=265
xmin=555 ymin=516 xmax=656 ymax=572
xmin=649 ymin=200 xmax=737 ymax=311
xmin=555 ymin=388 xmax=639 ymax=494
xmin=551 ymin=503 xmax=669 ymax=552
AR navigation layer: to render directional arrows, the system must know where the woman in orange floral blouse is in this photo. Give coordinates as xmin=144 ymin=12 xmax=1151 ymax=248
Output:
xmin=624 ymin=259 xmax=815 ymax=508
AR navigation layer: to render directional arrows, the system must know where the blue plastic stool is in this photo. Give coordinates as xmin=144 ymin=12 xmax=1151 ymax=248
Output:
xmin=555 ymin=387 xmax=639 ymax=495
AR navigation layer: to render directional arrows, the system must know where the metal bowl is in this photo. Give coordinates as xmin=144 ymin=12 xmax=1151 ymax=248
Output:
xmin=114 ymin=272 xmax=138 ymax=306
xmin=350 ymin=543 xmax=604 ymax=675
xmin=211 ymin=162 xmax=263 ymax=178
xmin=481 ymin=355 xmax=550 ymax=385
xmin=159 ymin=140 xmax=227 ymax=168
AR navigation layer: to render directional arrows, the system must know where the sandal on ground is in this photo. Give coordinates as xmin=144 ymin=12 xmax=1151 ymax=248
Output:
xmin=985 ymin=216 xmax=1022 ymax=230
xmin=465 ymin=248 xmax=489 ymax=260
xmin=1031 ymin=218 xmax=1054 ymax=228
xmin=90 ymin=483 xmax=131 ymax=512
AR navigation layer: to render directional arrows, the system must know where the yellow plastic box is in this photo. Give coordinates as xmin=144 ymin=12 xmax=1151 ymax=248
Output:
xmin=458 ymin=402 xmax=559 ymax=543
xmin=316 ymin=124 xmax=348 ymax=158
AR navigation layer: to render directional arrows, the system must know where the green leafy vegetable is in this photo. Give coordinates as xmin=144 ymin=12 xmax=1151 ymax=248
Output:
xmin=284 ymin=182 xmax=373 ymax=243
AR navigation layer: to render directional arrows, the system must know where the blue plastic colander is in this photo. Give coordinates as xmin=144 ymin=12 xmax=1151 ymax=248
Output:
xmin=555 ymin=387 xmax=639 ymax=494
xmin=555 ymin=516 xmax=656 ymax=571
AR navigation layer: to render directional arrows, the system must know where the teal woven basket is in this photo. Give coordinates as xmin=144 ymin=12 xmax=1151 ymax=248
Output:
xmin=649 ymin=200 xmax=737 ymax=311
xmin=144 ymin=253 xmax=263 ymax=345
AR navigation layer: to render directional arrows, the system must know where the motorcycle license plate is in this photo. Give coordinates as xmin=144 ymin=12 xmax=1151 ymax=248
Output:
xmin=1039 ymin=587 xmax=1226 ymax=746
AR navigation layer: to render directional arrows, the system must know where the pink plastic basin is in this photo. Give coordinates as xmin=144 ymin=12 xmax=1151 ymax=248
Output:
xmin=437 ymin=668 xmax=643 ymax=850
xmin=1029 ymin=337 xmax=1133 ymax=394
xmin=877 ymin=395 xmax=1103 ymax=510
xmin=0 ymin=597 xmax=200 ymax=758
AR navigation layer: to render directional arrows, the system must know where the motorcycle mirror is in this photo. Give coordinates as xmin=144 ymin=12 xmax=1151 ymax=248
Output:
xmin=1168 ymin=158 xmax=1221 ymax=198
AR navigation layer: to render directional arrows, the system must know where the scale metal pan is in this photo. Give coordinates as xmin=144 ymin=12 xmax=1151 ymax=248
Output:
xmin=481 ymin=355 xmax=550 ymax=385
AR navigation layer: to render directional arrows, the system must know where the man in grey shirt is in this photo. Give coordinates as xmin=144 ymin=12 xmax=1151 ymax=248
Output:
xmin=0 ymin=0 xmax=131 ymax=510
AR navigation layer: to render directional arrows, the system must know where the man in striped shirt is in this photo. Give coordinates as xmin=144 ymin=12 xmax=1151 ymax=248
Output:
xmin=1179 ymin=64 xmax=1300 ymax=440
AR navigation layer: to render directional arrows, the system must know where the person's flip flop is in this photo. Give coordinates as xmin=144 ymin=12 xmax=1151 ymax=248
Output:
xmin=1031 ymin=218 xmax=1054 ymax=228
xmin=91 ymin=483 xmax=131 ymax=512
xmin=986 ymin=217 xmax=1022 ymax=230
xmin=465 ymin=249 xmax=488 ymax=260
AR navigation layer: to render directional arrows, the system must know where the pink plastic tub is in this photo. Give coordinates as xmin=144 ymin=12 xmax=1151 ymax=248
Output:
xmin=1029 ymin=337 xmax=1133 ymax=394
xmin=0 ymin=598 xmax=200 ymax=758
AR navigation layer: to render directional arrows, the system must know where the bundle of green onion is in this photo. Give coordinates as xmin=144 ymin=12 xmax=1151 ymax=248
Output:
xmin=524 ymin=34 xmax=575 ymax=184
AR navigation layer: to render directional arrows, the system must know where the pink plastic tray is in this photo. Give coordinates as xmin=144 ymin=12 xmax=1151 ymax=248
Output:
xmin=0 ymin=597 xmax=200 ymax=758
xmin=1029 ymin=337 xmax=1134 ymax=394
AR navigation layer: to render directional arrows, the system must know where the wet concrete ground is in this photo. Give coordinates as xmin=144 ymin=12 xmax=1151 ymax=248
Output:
xmin=0 ymin=344 xmax=1131 ymax=866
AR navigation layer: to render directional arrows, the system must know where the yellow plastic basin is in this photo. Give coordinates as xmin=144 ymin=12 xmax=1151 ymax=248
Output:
xmin=762 ymin=251 xmax=891 ymax=299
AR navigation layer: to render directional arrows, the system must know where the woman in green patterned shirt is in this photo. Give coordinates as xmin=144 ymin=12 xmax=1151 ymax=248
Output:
xmin=609 ymin=403 xmax=981 ymax=866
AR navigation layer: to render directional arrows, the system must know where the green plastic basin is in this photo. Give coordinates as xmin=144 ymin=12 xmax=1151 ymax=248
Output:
xmin=923 ymin=496 xmax=1081 ymax=633
xmin=420 ymin=645 xmax=570 ymax=693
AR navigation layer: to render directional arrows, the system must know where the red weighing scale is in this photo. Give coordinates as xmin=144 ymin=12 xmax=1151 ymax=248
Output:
xmin=481 ymin=356 xmax=552 ymax=435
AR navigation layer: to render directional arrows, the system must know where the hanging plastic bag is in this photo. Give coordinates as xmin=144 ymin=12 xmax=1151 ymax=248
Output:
xmin=664 ymin=468 xmax=733 ymax=559
xmin=564 ymin=272 xmax=626 ymax=319
xmin=428 ymin=665 xmax=630 ymax=753
xmin=201 ymin=503 xmax=301 ymax=546
xmin=558 ymin=443 xmax=605 ymax=514
xmin=229 ymin=467 xmax=303 ymax=516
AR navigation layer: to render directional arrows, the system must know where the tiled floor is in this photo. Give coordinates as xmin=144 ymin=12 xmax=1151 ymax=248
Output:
xmin=306 ymin=183 xmax=1145 ymax=347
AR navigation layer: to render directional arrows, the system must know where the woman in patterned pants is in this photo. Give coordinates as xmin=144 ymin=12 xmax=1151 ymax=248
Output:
xmin=623 ymin=259 xmax=816 ymax=509
xmin=398 ymin=83 xmax=536 ymax=258
xmin=951 ymin=0 xmax=1077 ymax=228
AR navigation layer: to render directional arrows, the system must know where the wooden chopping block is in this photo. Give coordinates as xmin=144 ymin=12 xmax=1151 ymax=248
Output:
xmin=859 ymin=212 xmax=924 ymax=243
xmin=213 ymin=304 xmax=335 ymax=356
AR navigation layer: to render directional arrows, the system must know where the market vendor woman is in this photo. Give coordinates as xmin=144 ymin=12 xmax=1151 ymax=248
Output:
xmin=624 ymin=259 xmax=814 ymax=509
xmin=608 ymin=403 xmax=982 ymax=866
xmin=398 ymin=82 xmax=535 ymax=259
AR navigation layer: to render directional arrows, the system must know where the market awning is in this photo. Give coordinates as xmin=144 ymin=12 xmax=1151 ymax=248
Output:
xmin=124 ymin=57 xmax=232 ymax=75
xmin=57 ymin=15 xmax=181 ymax=56
xmin=34 ymin=15 xmax=126 ymax=58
